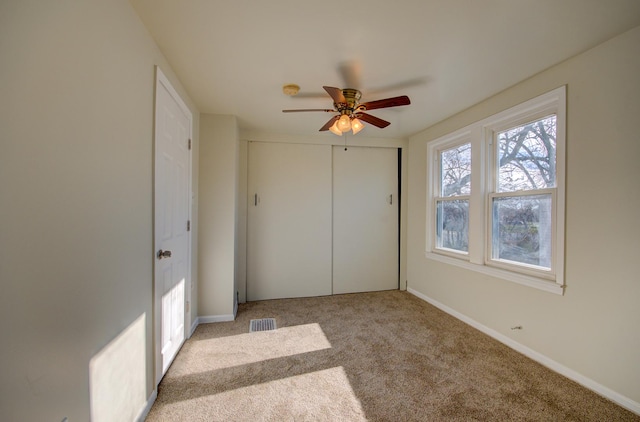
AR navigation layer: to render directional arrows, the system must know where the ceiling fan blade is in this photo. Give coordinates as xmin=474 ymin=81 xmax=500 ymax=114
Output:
xmin=323 ymin=86 xmax=346 ymax=104
xmin=357 ymin=112 xmax=390 ymax=128
xmin=360 ymin=95 xmax=411 ymax=111
xmin=366 ymin=77 xmax=428 ymax=96
xmin=282 ymin=109 xmax=335 ymax=113
xmin=338 ymin=60 xmax=362 ymax=89
xmin=289 ymin=92 xmax=328 ymax=99
xmin=319 ymin=115 xmax=339 ymax=131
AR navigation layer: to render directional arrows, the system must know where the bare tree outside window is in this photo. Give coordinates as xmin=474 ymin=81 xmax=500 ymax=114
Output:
xmin=437 ymin=143 xmax=471 ymax=252
xmin=442 ymin=143 xmax=471 ymax=196
xmin=493 ymin=115 xmax=556 ymax=268
xmin=498 ymin=115 xmax=556 ymax=192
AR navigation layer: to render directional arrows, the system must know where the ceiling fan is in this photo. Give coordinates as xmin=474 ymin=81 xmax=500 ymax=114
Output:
xmin=282 ymin=86 xmax=410 ymax=135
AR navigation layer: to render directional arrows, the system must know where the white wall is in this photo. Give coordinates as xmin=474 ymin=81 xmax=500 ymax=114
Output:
xmin=198 ymin=114 xmax=239 ymax=318
xmin=407 ymin=26 xmax=640 ymax=408
xmin=0 ymin=0 xmax=199 ymax=420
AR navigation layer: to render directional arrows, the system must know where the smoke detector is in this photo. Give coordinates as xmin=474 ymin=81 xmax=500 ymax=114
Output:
xmin=282 ymin=84 xmax=300 ymax=96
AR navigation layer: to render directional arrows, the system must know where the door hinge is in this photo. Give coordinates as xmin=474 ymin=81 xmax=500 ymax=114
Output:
xmin=188 ymin=138 xmax=192 ymax=150
xmin=187 ymin=220 xmax=191 ymax=231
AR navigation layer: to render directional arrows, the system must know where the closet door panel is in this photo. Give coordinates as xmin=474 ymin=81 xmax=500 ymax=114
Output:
xmin=333 ymin=146 xmax=399 ymax=294
xmin=247 ymin=142 xmax=332 ymax=301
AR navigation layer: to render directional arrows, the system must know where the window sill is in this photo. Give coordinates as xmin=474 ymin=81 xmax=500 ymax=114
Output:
xmin=425 ymin=251 xmax=564 ymax=295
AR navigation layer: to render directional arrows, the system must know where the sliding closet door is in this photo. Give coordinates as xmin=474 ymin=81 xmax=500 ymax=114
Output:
xmin=333 ymin=146 xmax=399 ymax=294
xmin=247 ymin=142 xmax=332 ymax=301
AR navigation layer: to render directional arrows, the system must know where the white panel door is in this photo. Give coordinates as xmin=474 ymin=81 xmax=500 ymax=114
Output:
xmin=333 ymin=146 xmax=399 ymax=294
xmin=154 ymin=69 xmax=190 ymax=383
xmin=247 ymin=142 xmax=332 ymax=301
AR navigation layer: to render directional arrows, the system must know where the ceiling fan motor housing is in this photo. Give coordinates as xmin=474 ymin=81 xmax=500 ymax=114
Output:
xmin=336 ymin=88 xmax=362 ymax=115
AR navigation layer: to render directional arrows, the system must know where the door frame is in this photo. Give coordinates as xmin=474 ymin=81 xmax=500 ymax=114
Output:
xmin=153 ymin=66 xmax=193 ymax=385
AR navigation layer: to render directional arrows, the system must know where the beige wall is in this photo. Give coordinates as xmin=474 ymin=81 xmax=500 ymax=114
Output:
xmin=0 ymin=0 xmax=199 ymax=420
xmin=3 ymin=0 xmax=636 ymax=418
xmin=236 ymin=140 xmax=249 ymax=303
xmin=198 ymin=114 xmax=239 ymax=317
xmin=407 ymin=26 xmax=640 ymax=406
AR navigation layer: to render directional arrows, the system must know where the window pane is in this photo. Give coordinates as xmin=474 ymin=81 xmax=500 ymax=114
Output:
xmin=492 ymin=194 xmax=552 ymax=268
xmin=441 ymin=143 xmax=471 ymax=196
xmin=497 ymin=115 xmax=556 ymax=192
xmin=436 ymin=199 xmax=469 ymax=252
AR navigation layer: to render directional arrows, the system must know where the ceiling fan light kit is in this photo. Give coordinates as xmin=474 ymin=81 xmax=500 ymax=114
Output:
xmin=329 ymin=121 xmax=343 ymax=136
xmin=351 ymin=118 xmax=364 ymax=134
xmin=282 ymin=86 xmax=410 ymax=136
xmin=338 ymin=114 xmax=352 ymax=131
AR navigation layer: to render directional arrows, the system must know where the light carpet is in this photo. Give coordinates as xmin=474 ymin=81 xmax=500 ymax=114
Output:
xmin=146 ymin=290 xmax=638 ymax=421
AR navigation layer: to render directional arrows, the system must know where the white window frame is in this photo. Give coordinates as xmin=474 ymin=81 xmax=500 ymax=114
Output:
xmin=426 ymin=86 xmax=566 ymax=295
xmin=432 ymin=134 xmax=472 ymax=260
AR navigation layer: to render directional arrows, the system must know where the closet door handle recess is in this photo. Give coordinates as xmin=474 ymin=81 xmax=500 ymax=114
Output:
xmin=389 ymin=194 xmax=393 ymax=205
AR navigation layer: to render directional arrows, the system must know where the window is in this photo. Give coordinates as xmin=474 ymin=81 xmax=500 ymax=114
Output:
xmin=490 ymin=115 xmax=556 ymax=271
xmin=426 ymin=87 xmax=565 ymax=294
xmin=436 ymin=142 xmax=471 ymax=254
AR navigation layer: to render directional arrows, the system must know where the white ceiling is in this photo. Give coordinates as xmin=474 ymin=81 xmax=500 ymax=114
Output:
xmin=131 ymin=0 xmax=640 ymax=139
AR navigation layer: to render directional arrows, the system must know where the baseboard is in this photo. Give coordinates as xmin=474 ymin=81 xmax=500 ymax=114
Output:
xmin=198 ymin=314 xmax=235 ymax=324
xmin=407 ymin=287 xmax=640 ymax=416
xmin=136 ymin=389 xmax=157 ymax=422
xmin=189 ymin=312 xmax=237 ymax=337
xmin=190 ymin=316 xmax=199 ymax=337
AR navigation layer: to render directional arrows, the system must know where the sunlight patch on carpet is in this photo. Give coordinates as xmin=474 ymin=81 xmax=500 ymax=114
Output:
xmin=159 ymin=366 xmax=367 ymax=421
xmin=175 ymin=323 xmax=332 ymax=373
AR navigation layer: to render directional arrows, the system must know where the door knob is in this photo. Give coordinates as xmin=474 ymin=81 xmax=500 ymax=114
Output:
xmin=157 ymin=249 xmax=172 ymax=260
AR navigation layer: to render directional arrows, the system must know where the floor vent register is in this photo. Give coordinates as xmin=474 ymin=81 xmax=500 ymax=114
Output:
xmin=249 ymin=318 xmax=277 ymax=332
